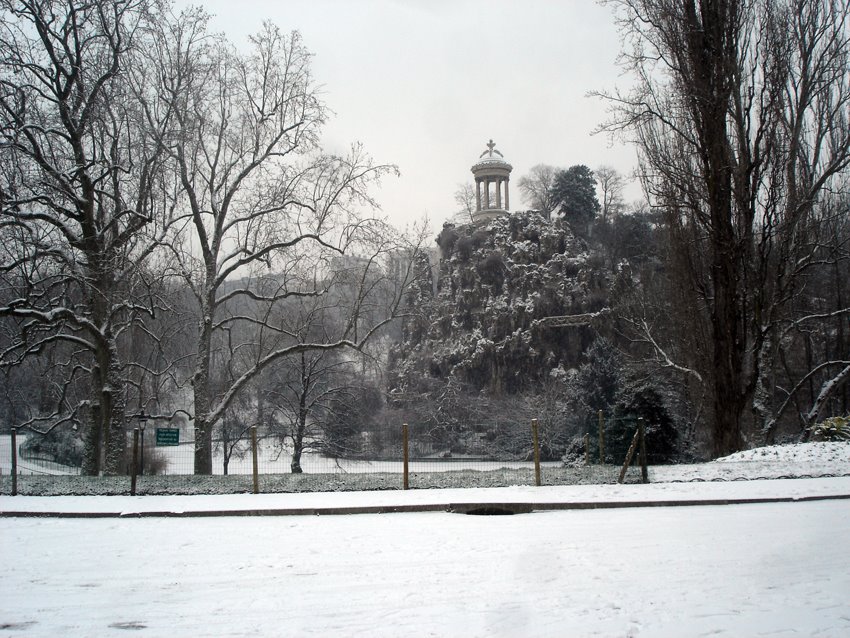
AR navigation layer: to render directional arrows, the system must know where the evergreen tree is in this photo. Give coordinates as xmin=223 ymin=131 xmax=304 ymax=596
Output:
xmin=552 ymin=165 xmax=601 ymax=232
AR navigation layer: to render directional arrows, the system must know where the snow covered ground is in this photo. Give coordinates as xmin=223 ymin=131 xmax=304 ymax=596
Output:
xmin=652 ymin=440 xmax=850 ymax=482
xmin=1 ymin=495 xmax=849 ymax=637
xmin=1 ymin=442 xmax=849 ymax=637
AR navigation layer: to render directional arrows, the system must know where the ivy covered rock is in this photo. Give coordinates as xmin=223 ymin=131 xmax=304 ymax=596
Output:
xmin=391 ymin=211 xmax=612 ymax=396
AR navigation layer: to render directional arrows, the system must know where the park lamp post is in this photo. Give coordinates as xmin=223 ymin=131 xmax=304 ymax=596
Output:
xmin=137 ymin=410 xmax=147 ymax=475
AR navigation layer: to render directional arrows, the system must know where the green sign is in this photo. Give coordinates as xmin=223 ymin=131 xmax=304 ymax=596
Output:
xmin=155 ymin=428 xmax=180 ymax=446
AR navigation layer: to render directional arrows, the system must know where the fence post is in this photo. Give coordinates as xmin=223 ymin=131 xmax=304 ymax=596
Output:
xmin=11 ymin=427 xmax=17 ymax=496
xmin=130 ymin=428 xmax=139 ymax=496
xmin=402 ymin=423 xmax=409 ymax=490
xmin=638 ymin=417 xmax=649 ymax=483
xmin=618 ymin=427 xmax=641 ymax=484
xmin=598 ymin=410 xmax=605 ymax=464
xmin=583 ymin=433 xmax=590 ymax=465
xmin=531 ymin=418 xmax=541 ymax=487
xmin=251 ymin=426 xmax=259 ymax=495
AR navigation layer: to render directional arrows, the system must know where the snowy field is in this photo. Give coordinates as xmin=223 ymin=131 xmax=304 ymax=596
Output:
xmin=1 ymin=442 xmax=849 ymax=637
xmin=1 ymin=495 xmax=849 ymax=637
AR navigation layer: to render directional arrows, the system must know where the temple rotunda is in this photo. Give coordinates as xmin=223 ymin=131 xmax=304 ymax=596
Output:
xmin=470 ymin=139 xmax=513 ymax=223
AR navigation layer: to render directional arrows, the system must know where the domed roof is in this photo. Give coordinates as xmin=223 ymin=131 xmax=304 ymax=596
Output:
xmin=471 ymin=139 xmax=512 ymax=173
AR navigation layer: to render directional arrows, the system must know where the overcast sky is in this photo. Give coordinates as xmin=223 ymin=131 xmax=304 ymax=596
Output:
xmin=184 ymin=0 xmax=640 ymax=230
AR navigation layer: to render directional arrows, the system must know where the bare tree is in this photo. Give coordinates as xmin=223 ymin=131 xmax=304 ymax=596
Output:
xmin=218 ymin=240 xmax=422 ymax=473
xmin=762 ymin=192 xmax=850 ymax=439
xmin=517 ymin=164 xmax=559 ymax=217
xmin=148 ymin=18 xmax=409 ymax=473
xmin=595 ymin=165 xmax=626 ymax=221
xmin=0 ymin=0 xmax=174 ymax=474
xmin=265 ymin=351 xmax=339 ymax=473
xmin=262 ymin=338 xmax=358 ymax=473
xmin=453 ymin=183 xmax=476 ymax=223
xmin=599 ymin=0 xmax=850 ymax=455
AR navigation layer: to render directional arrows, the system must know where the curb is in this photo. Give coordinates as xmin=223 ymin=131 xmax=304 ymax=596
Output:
xmin=3 ymin=492 xmax=850 ymax=518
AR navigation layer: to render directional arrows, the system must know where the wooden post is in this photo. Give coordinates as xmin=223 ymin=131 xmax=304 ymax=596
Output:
xmin=583 ymin=433 xmax=590 ymax=465
xmin=251 ymin=426 xmax=259 ymax=495
xmin=130 ymin=428 xmax=139 ymax=496
xmin=638 ymin=417 xmax=649 ymax=484
xmin=598 ymin=410 xmax=605 ymax=464
xmin=618 ymin=427 xmax=641 ymax=484
xmin=531 ymin=418 xmax=541 ymax=486
xmin=402 ymin=423 xmax=409 ymax=490
xmin=11 ymin=428 xmax=17 ymax=496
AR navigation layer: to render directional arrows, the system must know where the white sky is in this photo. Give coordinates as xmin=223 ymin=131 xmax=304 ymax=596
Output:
xmin=183 ymin=0 xmax=640 ymax=230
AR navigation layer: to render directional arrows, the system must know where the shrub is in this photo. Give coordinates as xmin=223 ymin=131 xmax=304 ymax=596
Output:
xmin=143 ymin=446 xmax=168 ymax=475
xmin=476 ymin=252 xmax=505 ymax=288
xmin=471 ymin=229 xmax=490 ymax=248
xmin=608 ymin=386 xmax=680 ymax=464
xmin=20 ymin=426 xmax=83 ymax=467
xmin=809 ymin=416 xmax=850 ymax=441
xmin=455 ymin=235 xmax=475 ymax=261
xmin=561 ymin=436 xmax=588 ymax=467
xmin=436 ymin=226 xmax=459 ymax=257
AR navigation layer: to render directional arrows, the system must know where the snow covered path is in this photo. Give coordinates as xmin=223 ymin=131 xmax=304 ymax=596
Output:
xmin=3 ymin=477 xmax=850 ymax=517
xmin=2 ymin=492 xmax=849 ymax=637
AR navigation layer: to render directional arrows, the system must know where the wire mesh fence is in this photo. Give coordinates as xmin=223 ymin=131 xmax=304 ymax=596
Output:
xmin=133 ymin=419 xmax=566 ymax=477
xmin=1 ymin=414 xmax=653 ymax=495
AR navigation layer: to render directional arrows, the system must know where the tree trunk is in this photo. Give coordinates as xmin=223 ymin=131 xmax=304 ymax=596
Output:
xmin=754 ymin=332 xmax=779 ymax=444
xmin=81 ymin=401 xmax=102 ymax=476
xmin=193 ymin=401 xmax=214 ymax=475
xmin=836 ymin=262 xmax=849 ymax=415
xmin=684 ymin=0 xmax=747 ymax=458
xmin=221 ymin=424 xmax=230 ymax=476
xmin=80 ymin=348 xmax=127 ymax=475
xmin=291 ymin=406 xmax=307 ymax=474
xmin=81 ymin=265 xmax=127 ymax=475
xmin=101 ymin=351 xmax=128 ymax=475
xmin=710 ymin=231 xmax=746 ymax=457
xmin=193 ymin=308 xmax=215 ymax=475
xmin=290 ymin=443 xmax=304 ymax=473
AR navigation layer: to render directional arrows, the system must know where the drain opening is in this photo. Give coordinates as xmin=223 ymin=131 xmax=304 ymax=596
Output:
xmin=452 ymin=503 xmax=534 ymax=515
xmin=466 ymin=506 xmax=516 ymax=516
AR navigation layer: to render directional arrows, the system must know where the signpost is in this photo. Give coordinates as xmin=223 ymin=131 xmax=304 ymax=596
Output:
xmin=155 ymin=428 xmax=180 ymax=447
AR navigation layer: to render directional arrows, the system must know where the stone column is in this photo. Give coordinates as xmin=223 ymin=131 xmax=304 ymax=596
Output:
xmin=495 ymin=178 xmax=502 ymax=209
xmin=475 ymin=179 xmax=482 ymax=212
xmin=484 ymin=179 xmax=490 ymax=209
xmin=505 ymin=177 xmax=510 ymax=211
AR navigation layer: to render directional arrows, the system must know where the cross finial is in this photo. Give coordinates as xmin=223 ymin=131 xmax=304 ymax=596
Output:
xmin=480 ymin=139 xmax=503 ymax=159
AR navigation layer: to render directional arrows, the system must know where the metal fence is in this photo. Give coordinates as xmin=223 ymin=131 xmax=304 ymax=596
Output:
xmin=1 ymin=415 xmax=650 ymax=495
